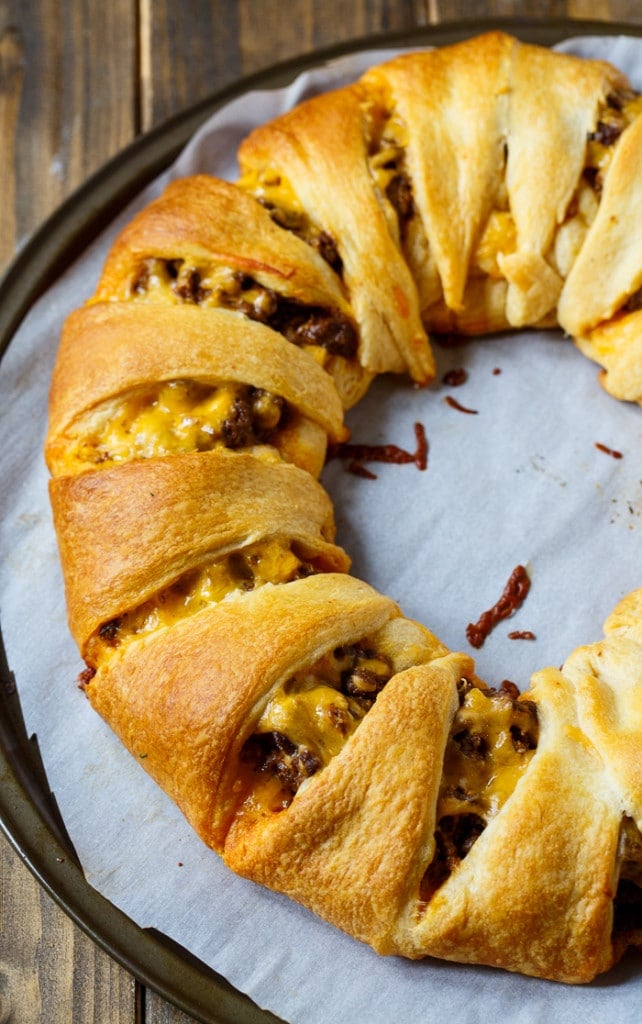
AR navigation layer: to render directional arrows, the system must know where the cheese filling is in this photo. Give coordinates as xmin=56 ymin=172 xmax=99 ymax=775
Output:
xmin=88 ymin=538 xmax=319 ymax=665
xmin=125 ymin=257 xmax=357 ymax=363
xmin=419 ymin=678 xmax=539 ymax=905
xmin=237 ymin=169 xmax=305 ymax=232
xmin=237 ymin=168 xmax=345 ymax=277
xmin=365 ymin=105 xmax=413 ymax=243
xmin=64 ymin=379 xmax=287 ymax=471
xmin=237 ymin=644 xmax=393 ymax=815
xmin=584 ymin=90 xmax=642 ymax=189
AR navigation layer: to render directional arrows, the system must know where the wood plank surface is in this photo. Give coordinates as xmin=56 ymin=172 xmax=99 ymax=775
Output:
xmin=0 ymin=0 xmax=137 ymax=273
xmin=1 ymin=2 xmax=641 ymax=1022
xmin=139 ymin=0 xmax=425 ymax=130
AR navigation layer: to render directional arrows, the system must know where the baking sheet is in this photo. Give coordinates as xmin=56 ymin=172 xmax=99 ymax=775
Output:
xmin=1 ymin=32 xmax=642 ymax=1024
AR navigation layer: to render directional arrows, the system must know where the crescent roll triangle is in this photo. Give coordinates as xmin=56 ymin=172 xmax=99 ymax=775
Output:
xmin=45 ymin=31 xmax=642 ymax=983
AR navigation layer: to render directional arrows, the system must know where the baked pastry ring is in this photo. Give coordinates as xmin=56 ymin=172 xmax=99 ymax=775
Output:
xmin=45 ymin=31 xmax=642 ymax=983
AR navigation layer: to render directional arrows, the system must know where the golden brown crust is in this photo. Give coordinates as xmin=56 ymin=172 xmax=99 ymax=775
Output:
xmin=224 ymin=653 xmax=466 ymax=952
xmin=362 ymin=32 xmax=513 ymax=316
xmin=558 ymin=114 xmax=642 ymax=338
xmin=45 ymin=31 xmax=642 ymax=983
xmin=238 ymin=84 xmax=435 ymax=385
xmin=95 ymin=175 xmax=349 ymax=310
xmin=94 ymin=174 xmax=373 ymax=409
xmin=49 ymin=449 xmax=350 ymax=652
xmin=573 ymin=310 xmax=642 ymax=403
xmin=565 ymin=590 xmax=642 ymax=829
xmin=498 ymin=39 xmax=626 ymax=327
xmin=84 ymin=574 xmax=405 ymax=850
xmin=366 ymin=31 xmax=628 ymax=333
xmin=397 ymin=665 xmax=622 ymax=982
xmin=46 ymin=300 xmax=347 ymax=478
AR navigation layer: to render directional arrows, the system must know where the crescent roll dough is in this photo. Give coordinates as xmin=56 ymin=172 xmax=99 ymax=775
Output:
xmin=46 ymin=31 xmax=642 ymax=983
xmin=49 ymin=449 xmax=350 ymax=656
xmin=94 ymin=174 xmax=373 ymax=410
xmin=46 ymin=301 xmax=346 ymax=479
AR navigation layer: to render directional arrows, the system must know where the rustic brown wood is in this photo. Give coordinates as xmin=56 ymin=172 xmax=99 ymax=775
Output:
xmin=0 ymin=22 xmax=24 ymax=273
xmin=0 ymin=836 xmax=138 ymax=1022
xmin=0 ymin=0 xmax=137 ymax=280
xmin=145 ymin=988 xmax=200 ymax=1023
xmin=436 ymin=0 xmax=642 ymax=19
xmin=2 ymin=2 xmax=640 ymax=1021
xmin=139 ymin=0 xmax=425 ymax=130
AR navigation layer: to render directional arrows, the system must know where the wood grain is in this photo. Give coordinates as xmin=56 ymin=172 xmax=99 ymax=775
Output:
xmin=139 ymin=0 xmax=426 ymax=130
xmin=0 ymin=838 xmax=137 ymax=1022
xmin=0 ymin=23 xmax=24 ymax=273
xmin=0 ymin=0 xmax=137 ymax=279
xmin=1 ymin=2 xmax=641 ymax=1021
xmin=145 ymin=989 xmax=198 ymax=1024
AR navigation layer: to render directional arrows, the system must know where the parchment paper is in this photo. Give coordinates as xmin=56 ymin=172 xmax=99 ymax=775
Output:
xmin=1 ymin=34 xmax=642 ymax=1024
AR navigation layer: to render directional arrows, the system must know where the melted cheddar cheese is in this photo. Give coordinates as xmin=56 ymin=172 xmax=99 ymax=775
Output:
xmin=473 ymin=210 xmax=517 ymax=279
xmin=238 ymin=168 xmax=305 ymax=230
xmin=257 ymin=647 xmax=391 ymax=763
xmin=438 ymin=682 xmax=538 ymax=820
xmin=90 ymin=537 xmax=312 ymax=664
xmin=364 ymin=106 xmax=412 ymax=245
xmin=367 ymin=110 xmax=410 ymax=193
xmin=238 ymin=169 xmax=350 ymax=296
xmin=259 ymin=685 xmax=363 ymax=765
xmin=65 ymin=380 xmax=285 ymax=471
xmin=419 ymin=680 xmax=539 ymax=906
xmin=117 ymin=254 xmax=356 ymax=373
xmin=125 ymin=257 xmax=279 ymax=317
xmin=236 ymin=645 xmax=393 ymax=816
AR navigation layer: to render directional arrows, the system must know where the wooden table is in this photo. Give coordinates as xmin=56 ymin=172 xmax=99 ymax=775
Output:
xmin=1 ymin=1 xmax=642 ymax=1021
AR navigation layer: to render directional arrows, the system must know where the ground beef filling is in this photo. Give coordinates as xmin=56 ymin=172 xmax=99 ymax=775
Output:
xmin=88 ymin=539 xmax=318 ymax=665
xmin=239 ymin=644 xmax=393 ymax=812
xmin=386 ymin=171 xmax=415 ymax=226
xmin=131 ymin=258 xmax=358 ymax=360
xmin=241 ymin=731 xmax=322 ymax=800
xmin=257 ymin=199 xmax=344 ymax=276
xmin=218 ymin=273 xmax=358 ymax=359
xmin=71 ymin=380 xmax=288 ymax=470
xmin=365 ymin=103 xmax=416 ymax=243
xmin=419 ymin=678 xmax=539 ymax=906
xmin=583 ymin=88 xmax=642 ymax=193
xmin=623 ymin=286 xmax=642 ymax=314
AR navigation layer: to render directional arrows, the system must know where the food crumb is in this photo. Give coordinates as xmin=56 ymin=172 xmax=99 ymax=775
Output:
xmin=595 ymin=442 xmax=623 ymax=459
xmin=442 ymin=367 xmax=468 ymax=386
xmin=466 ymin=565 xmax=531 ymax=649
xmin=446 ymin=395 xmax=478 ymax=415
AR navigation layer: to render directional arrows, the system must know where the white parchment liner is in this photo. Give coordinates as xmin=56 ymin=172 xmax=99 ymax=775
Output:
xmin=1 ymin=34 xmax=642 ymax=1024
